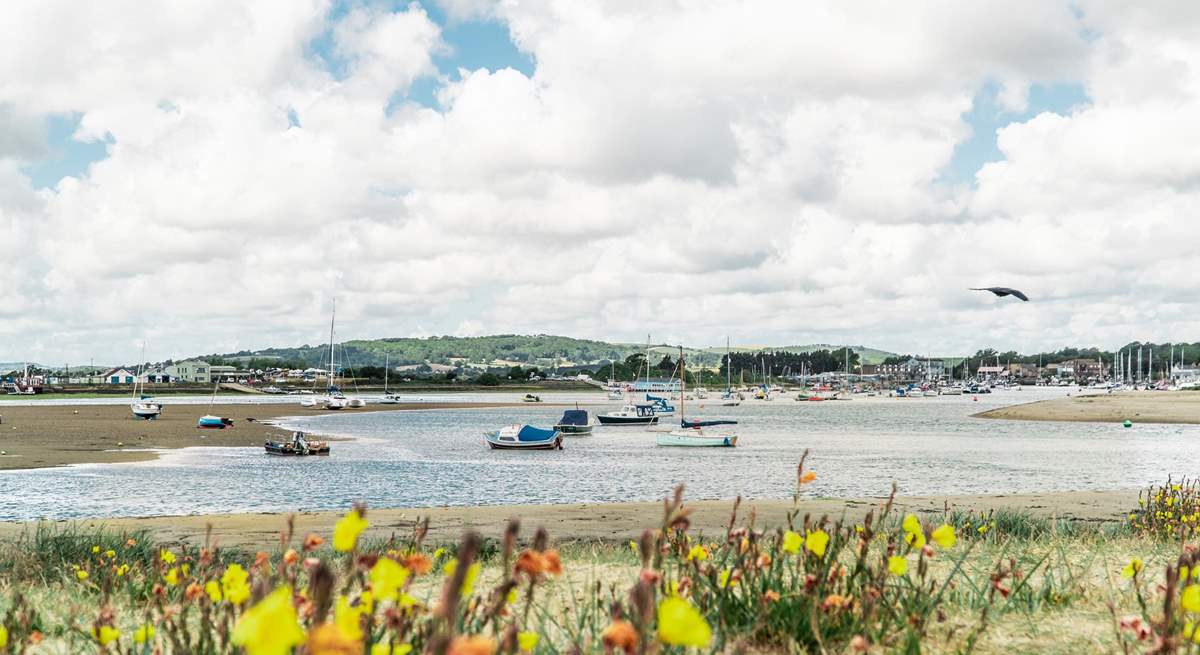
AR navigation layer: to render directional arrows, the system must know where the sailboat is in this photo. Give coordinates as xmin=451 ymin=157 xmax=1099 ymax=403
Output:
xmin=197 ymin=381 xmax=233 ymax=428
xmin=301 ymin=300 xmax=361 ymax=410
xmin=379 ymin=353 xmax=400 ymax=404
xmin=605 ymin=360 xmax=624 ymax=400
xmin=130 ymin=345 xmax=163 ymax=420
xmin=721 ymin=337 xmax=741 ymax=406
xmin=657 ymin=349 xmax=737 ymax=447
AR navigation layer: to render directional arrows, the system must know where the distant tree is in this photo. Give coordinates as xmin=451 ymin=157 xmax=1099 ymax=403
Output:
xmin=508 ymin=366 xmax=525 ymax=380
xmin=477 ymin=372 xmax=500 ymax=386
xmin=656 ymin=355 xmax=676 ymax=375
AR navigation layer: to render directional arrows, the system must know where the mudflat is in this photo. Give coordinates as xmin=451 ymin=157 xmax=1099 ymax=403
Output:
xmin=973 ymin=391 xmax=1200 ymax=424
xmin=0 ymin=401 xmax=528 ymax=470
xmin=0 ymin=489 xmax=1139 ymax=549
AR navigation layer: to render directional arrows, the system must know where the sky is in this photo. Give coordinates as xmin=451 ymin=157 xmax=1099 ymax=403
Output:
xmin=2 ymin=1 xmax=1200 ymax=365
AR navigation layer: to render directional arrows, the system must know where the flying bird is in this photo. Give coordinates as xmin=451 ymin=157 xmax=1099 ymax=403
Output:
xmin=970 ymin=287 xmax=1029 ymax=302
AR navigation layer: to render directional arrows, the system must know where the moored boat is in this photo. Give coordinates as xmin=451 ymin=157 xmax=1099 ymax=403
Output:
xmin=264 ymin=431 xmax=330 ymax=456
xmin=483 ymin=424 xmax=563 ymax=450
xmin=554 ymin=409 xmax=593 ymax=435
xmin=197 ymin=415 xmax=233 ymax=429
xmin=658 ymin=348 xmax=737 ymax=448
xmin=596 ymin=403 xmax=659 ymax=425
xmin=522 ymin=393 xmax=542 ymax=403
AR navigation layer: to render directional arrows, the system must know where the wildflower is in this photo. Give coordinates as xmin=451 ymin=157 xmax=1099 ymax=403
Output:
xmin=0 ymin=626 xmax=7 ymax=649
xmin=822 ymin=594 xmax=851 ymax=611
xmin=978 ymin=525 xmax=989 ymax=535
xmin=1121 ymin=558 xmax=1144 ymax=579
xmin=718 ymin=569 xmax=737 ymax=588
xmin=888 ymin=556 xmax=908 ymax=576
xmin=371 ymin=645 xmax=414 ymax=655
xmin=134 ymin=624 xmax=155 ymax=644
xmin=186 ymin=581 xmax=205 ymax=601
xmin=125 ymin=538 xmax=137 ymax=547
xmin=686 ymin=544 xmax=709 ymax=561
xmin=850 ymin=635 xmax=869 ymax=652
xmin=782 ymin=530 xmax=802 ymax=554
xmin=91 ymin=545 xmax=100 ymax=554
xmin=160 ymin=549 xmax=176 ymax=564
xmin=515 ymin=550 xmax=547 ymax=576
xmin=543 ymin=549 xmax=563 ymax=575
xmin=447 ymin=635 xmax=496 ymax=655
xmin=308 ymin=623 xmax=360 ymax=655
xmin=629 ymin=540 xmax=639 ymax=556
xmin=333 ymin=510 xmax=369 ymax=552
xmin=902 ymin=514 xmax=921 ymax=533
xmin=231 ymin=586 xmax=306 ymax=655
xmin=800 ymin=470 xmax=817 ymax=484
xmin=756 ymin=553 xmax=772 ymax=568
xmin=657 ymin=596 xmax=711 ymax=648
xmin=116 ymin=564 xmax=129 ymax=577
xmin=506 ymin=588 xmax=519 ymax=604
xmin=401 ymin=553 xmax=432 ymax=575
xmin=370 ymin=557 xmax=410 ymax=600
xmin=763 ymin=590 xmax=781 ymax=603
xmin=76 ymin=569 xmax=89 ymax=581
xmin=443 ymin=559 xmax=482 ymax=596
xmin=164 ymin=567 xmax=180 ymax=586
xmin=805 ymin=529 xmax=830 ymax=558
xmin=601 ymin=620 xmax=638 ymax=654
xmin=105 ymin=549 xmax=116 ymax=559
xmin=931 ymin=524 xmax=956 ymax=548
xmin=335 ymin=596 xmax=365 ymax=640
xmin=303 ymin=533 xmax=325 ymax=551
xmin=1184 ymin=585 xmax=1200 ymax=613
xmin=518 ymin=631 xmax=539 ymax=652
xmin=433 ymin=547 xmax=446 ymax=559
xmin=91 ymin=625 xmax=120 ymax=646
xmin=222 ymin=563 xmax=251 ymax=605
xmin=283 ymin=549 xmax=300 ymax=565
xmin=206 ymin=580 xmax=223 ymax=603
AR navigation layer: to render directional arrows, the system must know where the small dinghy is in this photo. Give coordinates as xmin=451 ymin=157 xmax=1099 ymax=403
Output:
xmin=656 ymin=427 xmax=738 ymax=447
xmin=265 ymin=431 xmax=329 ymax=456
xmin=483 ymin=424 xmax=563 ymax=450
xmin=522 ymin=393 xmax=542 ymax=403
xmin=554 ymin=409 xmax=593 ymax=435
xmin=197 ymin=415 xmax=234 ymax=429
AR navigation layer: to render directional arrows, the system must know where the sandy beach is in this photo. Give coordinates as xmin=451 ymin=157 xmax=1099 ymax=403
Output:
xmin=0 ymin=401 xmax=532 ymax=470
xmin=974 ymin=391 xmax=1200 ymax=424
xmin=0 ymin=489 xmax=1138 ymax=549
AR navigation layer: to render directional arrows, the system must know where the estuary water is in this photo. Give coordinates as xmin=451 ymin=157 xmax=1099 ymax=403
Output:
xmin=1 ymin=388 xmax=1196 ymax=520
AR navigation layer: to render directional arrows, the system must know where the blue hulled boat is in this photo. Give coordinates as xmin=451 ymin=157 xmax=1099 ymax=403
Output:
xmin=483 ymin=424 xmax=563 ymax=450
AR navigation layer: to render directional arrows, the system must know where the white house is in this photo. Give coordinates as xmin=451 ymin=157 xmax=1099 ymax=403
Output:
xmin=101 ymin=368 xmax=137 ymax=385
xmin=166 ymin=360 xmax=211 ymax=383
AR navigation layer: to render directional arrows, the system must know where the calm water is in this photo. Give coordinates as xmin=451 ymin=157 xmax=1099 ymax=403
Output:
xmin=1 ymin=388 xmax=1196 ymax=520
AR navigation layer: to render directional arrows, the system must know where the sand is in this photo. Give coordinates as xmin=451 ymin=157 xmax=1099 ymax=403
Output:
xmin=0 ymin=401 xmax=529 ymax=470
xmin=0 ymin=489 xmax=1138 ymax=549
xmin=974 ymin=391 xmax=1200 ymax=424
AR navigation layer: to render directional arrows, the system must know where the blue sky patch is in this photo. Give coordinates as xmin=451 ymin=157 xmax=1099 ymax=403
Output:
xmin=940 ymin=81 xmax=1089 ymax=186
xmin=21 ymin=114 xmax=111 ymax=190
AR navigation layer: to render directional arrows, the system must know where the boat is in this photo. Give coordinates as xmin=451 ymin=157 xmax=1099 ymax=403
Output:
xmin=483 ymin=424 xmax=563 ymax=450
xmin=606 ymin=389 xmax=624 ymax=400
xmin=379 ymin=354 xmax=401 ymax=404
xmin=264 ymin=431 xmax=329 ymax=456
xmin=554 ymin=409 xmax=593 ymax=435
xmin=305 ymin=299 xmax=365 ymax=410
xmin=198 ymin=415 xmax=233 ymax=429
xmin=657 ymin=348 xmax=737 ymax=447
xmin=645 ymin=394 xmax=675 ymax=415
xmin=720 ymin=337 xmax=742 ymax=405
xmin=522 ymin=393 xmax=542 ymax=403
xmin=262 ymin=386 xmax=285 ymax=394
xmin=130 ymin=346 xmax=163 ymax=420
xmin=597 ymin=403 xmax=659 ymax=425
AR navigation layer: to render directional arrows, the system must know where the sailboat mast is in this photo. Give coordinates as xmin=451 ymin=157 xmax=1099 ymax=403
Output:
xmin=679 ymin=347 xmax=685 ymax=418
xmin=328 ymin=299 xmax=337 ymax=391
xmin=384 ymin=353 xmax=389 ymax=394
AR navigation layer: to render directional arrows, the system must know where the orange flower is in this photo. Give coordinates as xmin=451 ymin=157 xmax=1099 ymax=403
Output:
xmin=756 ymin=554 xmax=772 ymax=568
xmin=542 ymin=550 xmax=563 ymax=576
xmin=638 ymin=569 xmax=661 ymax=585
xmin=254 ymin=551 xmax=270 ymax=570
xmin=763 ymin=590 xmax=781 ymax=603
xmin=283 ymin=549 xmax=300 ymax=566
xmin=447 ymin=635 xmax=496 ymax=655
xmin=514 ymin=550 xmax=547 ymax=577
xmin=401 ymin=553 xmax=433 ymax=576
xmin=800 ymin=471 xmax=817 ymax=484
xmin=850 ymin=635 xmax=868 ymax=652
xmin=822 ymin=594 xmax=851 ymax=611
xmin=185 ymin=582 xmax=205 ymax=602
xmin=28 ymin=631 xmax=43 ymax=645
xmin=303 ymin=534 xmax=325 ymax=551
xmin=307 ymin=623 xmax=361 ymax=655
xmin=602 ymin=620 xmax=638 ymax=654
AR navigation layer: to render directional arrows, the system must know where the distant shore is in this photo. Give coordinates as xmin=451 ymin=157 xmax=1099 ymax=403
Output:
xmin=0 ymin=401 xmax=536 ymax=470
xmin=974 ymin=391 xmax=1200 ymax=425
xmin=0 ymin=489 xmax=1139 ymax=549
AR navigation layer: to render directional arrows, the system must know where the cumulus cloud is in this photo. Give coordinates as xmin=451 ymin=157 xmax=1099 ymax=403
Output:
xmin=0 ymin=0 xmax=1196 ymax=363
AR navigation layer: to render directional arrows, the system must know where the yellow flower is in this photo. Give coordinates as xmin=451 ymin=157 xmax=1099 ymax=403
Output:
xmin=888 ymin=556 xmax=908 ymax=576
xmin=686 ymin=545 xmax=709 ymax=561
xmin=718 ymin=569 xmax=736 ymax=588
xmin=805 ymin=530 xmax=830 ymax=558
xmin=518 ymin=631 xmax=539 ymax=652
xmin=931 ymin=524 xmax=956 ymax=548
xmin=164 ymin=567 xmax=180 ymax=586
xmin=222 ymin=563 xmax=251 ymax=605
xmin=977 ymin=525 xmax=989 ymax=535
xmin=1183 ymin=585 xmax=1200 ymax=613
xmin=105 ymin=549 xmax=116 ymax=559
xmin=904 ymin=530 xmax=926 ymax=550
xmin=206 ymin=580 xmax=223 ymax=603
xmin=160 ymin=549 xmax=176 ymax=564
xmin=76 ymin=569 xmax=89 ymax=581
xmin=0 ymin=625 xmax=7 ymax=649
xmin=181 ymin=563 xmax=190 ymax=577
xmin=333 ymin=510 xmax=369 ymax=552
xmin=372 ymin=645 xmax=413 ymax=655
xmin=92 ymin=626 xmax=120 ymax=646
xmin=461 ymin=562 xmax=481 ymax=596
xmin=1121 ymin=558 xmax=1144 ymax=579
xmin=232 ymin=586 xmax=306 ymax=655
xmin=92 ymin=545 xmax=100 ymax=554
xmin=116 ymin=564 xmax=130 ymax=577
xmin=782 ymin=530 xmax=802 ymax=554
xmin=629 ymin=540 xmax=639 ymax=556
xmin=370 ymin=558 xmax=410 ymax=600
xmin=433 ymin=547 xmax=446 ymax=559
xmin=657 ymin=596 xmax=711 ymax=648
xmin=335 ymin=596 xmax=365 ymax=641
xmin=506 ymin=588 xmax=518 ymax=605
xmin=134 ymin=624 xmax=155 ymax=644
xmin=902 ymin=514 xmax=921 ymax=534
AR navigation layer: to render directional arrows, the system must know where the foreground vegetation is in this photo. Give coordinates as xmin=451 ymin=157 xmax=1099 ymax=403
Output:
xmin=4 ymin=470 xmax=1200 ymax=652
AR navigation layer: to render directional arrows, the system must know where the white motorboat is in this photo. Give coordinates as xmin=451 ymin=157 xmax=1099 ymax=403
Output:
xmin=596 ymin=404 xmax=659 ymax=425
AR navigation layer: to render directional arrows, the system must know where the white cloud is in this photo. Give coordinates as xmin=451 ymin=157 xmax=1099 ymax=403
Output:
xmin=0 ymin=1 xmax=1197 ymax=363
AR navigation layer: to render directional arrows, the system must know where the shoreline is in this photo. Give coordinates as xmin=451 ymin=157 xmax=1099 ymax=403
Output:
xmin=974 ymin=391 xmax=1200 ymax=424
xmin=0 ymin=489 xmax=1140 ymax=548
xmin=0 ymin=401 xmax=544 ymax=470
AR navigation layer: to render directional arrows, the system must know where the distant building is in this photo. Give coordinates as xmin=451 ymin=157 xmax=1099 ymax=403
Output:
xmin=1007 ymin=363 xmax=1039 ymax=380
xmin=976 ymin=365 xmax=1005 ymax=378
xmin=878 ymin=358 xmax=943 ymax=380
xmin=100 ymin=368 xmax=137 ymax=385
xmin=1062 ymin=359 xmax=1105 ymax=380
xmin=166 ymin=360 xmax=211 ymax=384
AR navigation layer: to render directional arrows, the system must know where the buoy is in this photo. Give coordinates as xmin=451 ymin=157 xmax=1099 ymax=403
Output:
xmin=0 ymin=450 xmax=6 ymax=456
xmin=972 ymin=395 xmax=978 ymax=401
xmin=1123 ymin=420 xmax=1133 ymax=428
